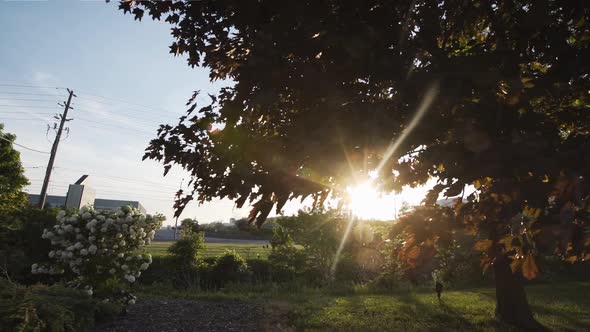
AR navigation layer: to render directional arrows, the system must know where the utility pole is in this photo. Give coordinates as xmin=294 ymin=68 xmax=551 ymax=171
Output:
xmin=39 ymin=89 xmax=75 ymax=209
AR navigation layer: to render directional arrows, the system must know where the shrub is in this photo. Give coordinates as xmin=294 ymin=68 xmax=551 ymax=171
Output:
xmin=0 ymin=207 xmax=59 ymax=284
xmin=210 ymin=250 xmax=249 ymax=288
xmin=33 ymin=206 xmax=164 ymax=303
xmin=168 ymin=231 xmax=205 ymax=266
xmin=247 ymin=259 xmax=272 ymax=283
xmin=0 ymin=278 xmax=121 ymax=332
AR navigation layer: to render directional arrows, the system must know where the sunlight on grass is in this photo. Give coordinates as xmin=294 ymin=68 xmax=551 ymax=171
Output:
xmin=288 ymin=283 xmax=590 ymax=331
xmin=146 ymin=241 xmax=271 ymax=259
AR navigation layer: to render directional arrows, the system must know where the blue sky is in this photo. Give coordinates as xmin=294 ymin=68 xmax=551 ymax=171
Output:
xmin=1 ymin=1 xmax=429 ymax=224
xmin=0 ymin=0 xmax=251 ymax=224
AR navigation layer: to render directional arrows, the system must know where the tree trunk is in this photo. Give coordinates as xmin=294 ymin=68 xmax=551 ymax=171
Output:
xmin=493 ymin=255 xmax=545 ymax=331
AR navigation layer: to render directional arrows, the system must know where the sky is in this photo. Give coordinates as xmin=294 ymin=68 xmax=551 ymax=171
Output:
xmin=0 ymin=0 xmax=431 ymax=224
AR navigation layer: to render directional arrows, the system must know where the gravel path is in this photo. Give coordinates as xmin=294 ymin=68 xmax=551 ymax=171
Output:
xmin=93 ymin=299 xmax=289 ymax=332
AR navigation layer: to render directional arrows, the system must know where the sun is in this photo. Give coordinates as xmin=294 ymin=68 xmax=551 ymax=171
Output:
xmin=347 ymin=179 xmax=433 ymax=220
xmin=347 ymin=182 xmax=389 ymax=220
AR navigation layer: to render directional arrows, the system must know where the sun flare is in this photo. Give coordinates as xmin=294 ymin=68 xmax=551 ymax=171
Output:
xmin=346 ymin=180 xmax=432 ymax=220
xmin=348 ymin=182 xmax=383 ymax=219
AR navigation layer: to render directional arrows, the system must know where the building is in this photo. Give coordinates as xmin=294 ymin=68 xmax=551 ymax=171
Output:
xmin=28 ymin=175 xmax=146 ymax=214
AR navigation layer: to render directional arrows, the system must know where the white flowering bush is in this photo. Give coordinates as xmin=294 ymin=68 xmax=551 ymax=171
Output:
xmin=32 ymin=205 xmax=164 ymax=303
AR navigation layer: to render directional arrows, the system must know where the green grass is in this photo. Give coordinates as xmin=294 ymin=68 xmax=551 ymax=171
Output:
xmin=146 ymin=241 xmax=270 ymax=259
xmin=286 ymin=282 xmax=590 ymax=331
xmin=136 ymin=281 xmax=590 ymax=331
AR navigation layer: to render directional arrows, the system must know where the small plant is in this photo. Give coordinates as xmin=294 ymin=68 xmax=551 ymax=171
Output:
xmin=211 ymin=250 xmax=249 ymax=288
xmin=32 ymin=205 xmax=164 ymax=304
xmin=167 ymin=230 xmax=205 ymax=289
xmin=0 ymin=278 xmax=121 ymax=332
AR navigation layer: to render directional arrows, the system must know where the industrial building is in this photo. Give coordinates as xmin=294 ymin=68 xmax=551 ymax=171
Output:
xmin=28 ymin=175 xmax=146 ymax=213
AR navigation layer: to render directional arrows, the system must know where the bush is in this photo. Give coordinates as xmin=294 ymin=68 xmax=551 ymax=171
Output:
xmin=168 ymin=232 xmax=205 ymax=266
xmin=0 ymin=278 xmax=121 ymax=332
xmin=0 ymin=207 xmax=59 ymax=284
xmin=247 ymin=259 xmax=272 ymax=283
xmin=137 ymin=256 xmax=175 ymax=285
xmin=209 ymin=250 xmax=249 ymax=288
xmin=33 ymin=206 xmax=164 ymax=303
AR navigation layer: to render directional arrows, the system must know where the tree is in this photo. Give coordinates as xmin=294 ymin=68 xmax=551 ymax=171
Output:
xmin=180 ymin=217 xmax=200 ymax=234
xmin=118 ymin=1 xmax=590 ymax=328
xmin=0 ymin=123 xmax=29 ymax=216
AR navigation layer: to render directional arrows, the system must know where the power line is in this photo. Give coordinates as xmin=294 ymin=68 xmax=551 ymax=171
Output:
xmin=74 ymin=104 xmax=172 ymax=123
xmin=0 ymin=97 xmax=59 ymax=102
xmin=0 ymin=135 xmax=50 ymax=154
xmin=75 ymin=89 xmax=178 ymax=115
xmin=0 ymin=112 xmax=56 ymax=114
xmin=0 ymin=105 xmax=59 ymax=109
xmin=0 ymin=118 xmax=50 ymax=121
xmin=0 ymin=83 xmax=64 ymax=89
xmin=53 ymin=167 xmax=180 ymax=189
xmin=74 ymin=118 xmax=155 ymax=135
xmin=0 ymin=91 xmax=67 ymax=97
xmin=74 ymin=106 xmax=168 ymax=125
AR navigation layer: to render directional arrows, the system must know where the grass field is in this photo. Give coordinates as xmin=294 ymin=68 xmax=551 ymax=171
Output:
xmin=138 ymin=281 xmax=590 ymax=331
xmin=146 ymin=241 xmax=271 ymax=259
xmin=286 ymin=282 xmax=590 ymax=331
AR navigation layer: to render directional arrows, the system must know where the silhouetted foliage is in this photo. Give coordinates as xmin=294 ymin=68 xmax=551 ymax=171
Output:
xmin=119 ymin=1 xmax=590 ymax=328
xmin=0 ymin=123 xmax=29 ymax=216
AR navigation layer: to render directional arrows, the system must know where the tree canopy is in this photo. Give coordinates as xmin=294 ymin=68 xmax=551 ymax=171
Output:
xmin=0 ymin=123 xmax=29 ymax=216
xmin=119 ymin=0 xmax=589 ymax=328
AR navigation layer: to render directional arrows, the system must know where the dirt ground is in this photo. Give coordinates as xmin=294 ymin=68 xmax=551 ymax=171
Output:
xmin=92 ymin=298 xmax=291 ymax=332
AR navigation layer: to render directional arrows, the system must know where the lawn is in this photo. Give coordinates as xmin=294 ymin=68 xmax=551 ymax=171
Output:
xmin=284 ymin=282 xmax=590 ymax=331
xmin=146 ymin=241 xmax=271 ymax=259
xmin=135 ymin=281 xmax=590 ymax=331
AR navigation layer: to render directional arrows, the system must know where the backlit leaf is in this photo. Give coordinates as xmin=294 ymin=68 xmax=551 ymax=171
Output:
xmin=522 ymin=254 xmax=539 ymax=280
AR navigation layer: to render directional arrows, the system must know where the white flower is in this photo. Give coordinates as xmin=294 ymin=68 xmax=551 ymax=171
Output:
xmin=125 ymin=256 xmax=132 ymax=261
xmin=121 ymin=264 xmax=129 ymax=271
xmin=84 ymin=289 xmax=93 ymax=296
xmin=88 ymin=236 xmax=96 ymax=242
xmin=125 ymin=275 xmax=135 ymax=283
xmin=74 ymin=227 xmax=80 ymax=233
xmin=119 ymin=240 xmax=126 ymax=246
xmin=90 ymin=227 xmax=96 ymax=233
xmin=74 ymin=242 xmax=83 ymax=249
xmin=125 ymin=215 xmax=133 ymax=222
xmin=109 ymin=268 xmax=116 ymax=274
xmin=140 ymin=263 xmax=149 ymax=270
xmin=57 ymin=211 xmax=66 ymax=220
xmin=101 ymin=227 xmax=107 ymax=232
xmin=128 ymin=299 xmax=136 ymax=305
xmin=118 ymin=253 xmax=125 ymax=258
xmin=82 ymin=212 xmax=92 ymax=220
xmin=48 ymin=251 xmax=55 ymax=258
xmin=113 ymin=245 xmax=119 ymax=249
xmin=88 ymin=245 xmax=98 ymax=254
xmin=116 ymin=233 xmax=122 ymax=239
xmin=80 ymin=249 xmax=88 ymax=256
